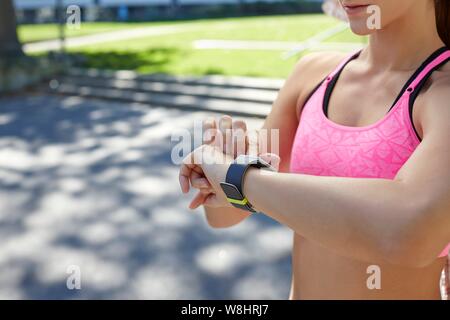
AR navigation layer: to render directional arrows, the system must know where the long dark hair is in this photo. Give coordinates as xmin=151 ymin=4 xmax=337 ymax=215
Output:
xmin=435 ymin=0 xmax=450 ymax=48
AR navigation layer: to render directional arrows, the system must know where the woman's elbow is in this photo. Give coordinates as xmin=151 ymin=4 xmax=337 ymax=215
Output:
xmin=381 ymin=204 xmax=442 ymax=268
xmin=382 ymin=241 xmax=438 ymax=268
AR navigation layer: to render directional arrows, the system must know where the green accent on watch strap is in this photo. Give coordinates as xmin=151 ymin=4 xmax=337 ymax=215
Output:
xmin=227 ymin=197 xmax=249 ymax=206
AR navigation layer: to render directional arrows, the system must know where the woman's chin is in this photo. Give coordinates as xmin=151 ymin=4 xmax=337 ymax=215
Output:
xmin=348 ymin=21 xmax=378 ymax=36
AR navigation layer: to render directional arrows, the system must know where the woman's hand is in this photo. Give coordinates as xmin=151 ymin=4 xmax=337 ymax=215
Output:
xmin=181 ymin=115 xmax=281 ymax=209
xmin=203 ymin=115 xmax=249 ymax=158
xmin=179 ymin=143 xmax=235 ymax=208
xmin=184 ymin=116 xmax=250 ymax=209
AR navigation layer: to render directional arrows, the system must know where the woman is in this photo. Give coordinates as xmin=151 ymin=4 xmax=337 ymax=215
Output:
xmin=179 ymin=0 xmax=450 ymax=299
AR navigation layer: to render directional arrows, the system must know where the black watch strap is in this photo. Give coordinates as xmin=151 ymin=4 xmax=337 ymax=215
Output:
xmin=220 ymin=155 xmax=274 ymax=212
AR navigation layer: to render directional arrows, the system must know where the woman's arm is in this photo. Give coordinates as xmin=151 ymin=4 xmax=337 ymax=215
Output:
xmin=243 ymin=83 xmax=450 ymax=267
xmin=195 ymin=53 xmax=344 ymax=228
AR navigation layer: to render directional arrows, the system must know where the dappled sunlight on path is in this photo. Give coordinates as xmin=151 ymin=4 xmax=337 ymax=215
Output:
xmin=0 ymin=94 xmax=291 ymax=299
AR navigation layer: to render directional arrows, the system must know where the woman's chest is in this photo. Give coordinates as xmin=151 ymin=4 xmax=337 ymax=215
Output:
xmin=326 ymin=71 xmax=409 ymax=127
xmin=290 ymin=112 xmax=418 ymax=179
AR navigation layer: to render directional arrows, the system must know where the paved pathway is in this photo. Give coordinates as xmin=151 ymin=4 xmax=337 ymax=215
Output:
xmin=193 ymin=39 xmax=363 ymax=52
xmin=24 ymin=25 xmax=197 ymax=53
xmin=0 ymin=94 xmax=292 ymax=299
xmin=282 ymin=22 xmax=352 ymax=58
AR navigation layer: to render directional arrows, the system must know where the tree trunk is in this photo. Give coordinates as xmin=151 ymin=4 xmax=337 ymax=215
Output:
xmin=0 ymin=0 xmax=23 ymax=58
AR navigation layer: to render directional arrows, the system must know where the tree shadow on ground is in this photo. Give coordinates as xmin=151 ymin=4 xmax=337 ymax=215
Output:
xmin=0 ymin=94 xmax=291 ymax=299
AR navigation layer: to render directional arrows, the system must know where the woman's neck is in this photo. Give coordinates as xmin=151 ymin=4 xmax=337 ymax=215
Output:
xmin=362 ymin=3 xmax=445 ymax=72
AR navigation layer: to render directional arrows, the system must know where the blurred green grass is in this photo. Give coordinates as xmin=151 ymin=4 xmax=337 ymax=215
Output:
xmin=23 ymin=14 xmax=366 ymax=78
xmin=18 ymin=21 xmax=178 ymax=43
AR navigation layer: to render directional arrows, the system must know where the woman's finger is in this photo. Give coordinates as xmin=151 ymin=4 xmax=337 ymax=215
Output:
xmin=203 ymin=193 xmax=222 ymax=208
xmin=179 ymin=163 xmax=193 ymax=193
xmin=179 ymin=151 xmax=204 ymax=193
xmin=189 ymin=191 xmax=208 ymax=209
xmin=232 ymin=119 xmax=247 ymax=157
xmin=247 ymin=129 xmax=259 ymax=157
xmin=219 ymin=115 xmax=233 ymax=155
xmin=200 ymin=187 xmax=215 ymax=194
xmin=202 ymin=117 xmax=217 ymax=144
xmin=191 ymin=175 xmax=212 ymax=189
xmin=189 ymin=169 xmax=206 ymax=182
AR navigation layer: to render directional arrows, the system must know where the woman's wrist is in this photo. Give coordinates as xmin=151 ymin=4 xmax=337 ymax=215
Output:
xmin=242 ymin=167 xmax=264 ymax=212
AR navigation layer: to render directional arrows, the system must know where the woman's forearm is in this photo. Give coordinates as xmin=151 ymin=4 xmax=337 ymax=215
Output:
xmin=243 ymin=169 xmax=433 ymax=266
xmin=204 ymin=205 xmax=251 ymax=229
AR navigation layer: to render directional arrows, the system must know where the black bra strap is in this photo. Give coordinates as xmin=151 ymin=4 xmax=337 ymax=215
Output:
xmin=408 ymin=52 xmax=450 ymax=141
xmin=388 ymin=46 xmax=449 ymax=112
xmin=323 ymin=46 xmax=449 ymax=118
xmin=323 ymin=51 xmax=361 ymax=116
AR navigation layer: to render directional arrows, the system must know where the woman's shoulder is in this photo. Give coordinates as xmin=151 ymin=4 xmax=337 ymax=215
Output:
xmin=292 ymin=51 xmax=349 ymax=116
xmin=414 ymin=60 xmax=450 ymax=138
xmin=421 ymin=61 xmax=450 ymax=105
xmin=295 ymin=51 xmax=349 ymax=75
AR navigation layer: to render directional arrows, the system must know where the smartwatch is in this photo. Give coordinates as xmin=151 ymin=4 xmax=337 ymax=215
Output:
xmin=220 ymin=155 xmax=275 ymax=212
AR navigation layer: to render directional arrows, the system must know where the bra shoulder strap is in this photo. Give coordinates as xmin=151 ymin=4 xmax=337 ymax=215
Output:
xmin=322 ymin=50 xmax=362 ymax=116
xmin=404 ymin=48 xmax=450 ymax=140
xmin=325 ymin=50 xmax=362 ymax=83
xmin=405 ymin=48 xmax=450 ymax=97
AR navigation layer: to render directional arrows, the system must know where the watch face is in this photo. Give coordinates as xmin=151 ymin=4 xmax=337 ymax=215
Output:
xmin=220 ymin=183 xmax=244 ymax=200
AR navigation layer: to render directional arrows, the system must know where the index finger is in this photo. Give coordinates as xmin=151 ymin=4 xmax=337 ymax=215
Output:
xmin=247 ymin=129 xmax=259 ymax=157
xmin=202 ymin=117 xmax=217 ymax=144
xmin=179 ymin=152 xmax=204 ymax=193
xmin=232 ymin=120 xmax=247 ymax=157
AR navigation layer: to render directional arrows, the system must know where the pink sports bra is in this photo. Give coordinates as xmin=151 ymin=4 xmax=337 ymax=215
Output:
xmin=290 ymin=47 xmax=450 ymax=258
